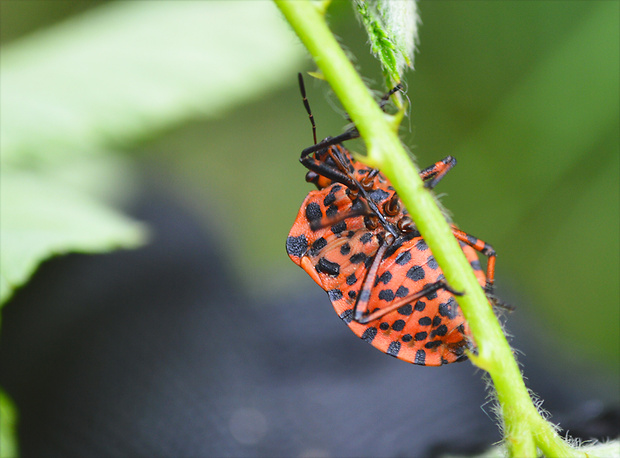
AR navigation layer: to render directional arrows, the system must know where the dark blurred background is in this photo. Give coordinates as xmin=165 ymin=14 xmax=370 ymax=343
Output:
xmin=1 ymin=1 xmax=618 ymax=456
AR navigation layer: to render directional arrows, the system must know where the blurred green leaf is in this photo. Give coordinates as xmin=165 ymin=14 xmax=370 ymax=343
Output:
xmin=1 ymin=1 xmax=304 ymax=164
xmin=0 ymin=169 xmax=147 ymax=304
xmin=0 ymin=1 xmax=304 ymax=304
xmin=447 ymin=1 xmax=619 ymax=364
xmin=460 ymin=0 xmax=619 ymax=228
xmin=0 ymin=389 xmax=18 ymax=458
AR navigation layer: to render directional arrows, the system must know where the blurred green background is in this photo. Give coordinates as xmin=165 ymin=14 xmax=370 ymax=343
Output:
xmin=2 ymin=0 xmax=618 ymax=386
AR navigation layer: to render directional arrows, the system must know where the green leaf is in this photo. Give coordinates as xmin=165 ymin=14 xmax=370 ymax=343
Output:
xmin=1 ymin=1 xmax=304 ymax=164
xmin=0 ymin=169 xmax=147 ymax=304
xmin=353 ymin=0 xmax=418 ymax=87
xmin=0 ymin=389 xmax=18 ymax=458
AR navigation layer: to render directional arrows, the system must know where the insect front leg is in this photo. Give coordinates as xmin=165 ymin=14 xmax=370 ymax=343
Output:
xmin=300 ymin=143 xmax=359 ymax=190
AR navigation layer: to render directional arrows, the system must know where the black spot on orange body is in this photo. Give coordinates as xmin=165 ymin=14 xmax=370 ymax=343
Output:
xmin=286 ymin=234 xmax=308 ymax=258
xmin=414 ymin=331 xmax=428 ymax=341
xmin=326 ymin=204 xmax=338 ymax=218
xmin=387 ymin=341 xmax=401 ymax=357
xmin=323 ymin=192 xmax=337 ymax=207
xmin=376 ymin=271 xmax=392 ymax=285
xmin=309 ymin=237 xmax=327 ymax=256
xmin=305 ymin=202 xmax=322 ymax=224
xmin=427 ymin=255 xmax=439 ymax=270
xmin=425 ymin=341 xmax=442 ymax=349
xmin=331 ymin=221 xmax=347 ymax=234
xmin=340 ymin=309 xmax=354 ymax=323
xmin=431 ymin=324 xmax=448 ymax=337
xmin=317 ymin=257 xmax=340 ymax=276
xmin=406 ymin=265 xmax=425 ymax=281
xmin=395 ymin=286 xmax=409 ymax=297
xmin=362 ymin=327 xmax=377 ymax=343
xmin=350 ymin=253 xmax=367 ymax=264
xmin=327 ymin=289 xmax=343 ymax=301
xmin=395 ymin=250 xmax=411 ymax=265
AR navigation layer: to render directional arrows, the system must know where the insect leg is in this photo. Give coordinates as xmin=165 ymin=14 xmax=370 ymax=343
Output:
xmin=300 ymin=129 xmax=360 ymax=159
xmin=298 ymin=72 xmax=317 ymax=145
xmin=353 ymin=235 xmax=394 ymax=322
xmin=300 ymin=151 xmax=359 ymax=189
xmin=356 ymin=278 xmax=463 ymax=324
xmin=450 ymin=227 xmax=496 ymax=293
xmin=419 ymin=156 xmax=457 ymax=190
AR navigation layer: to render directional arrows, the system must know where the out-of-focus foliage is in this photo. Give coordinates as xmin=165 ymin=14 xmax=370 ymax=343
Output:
xmin=1 ymin=1 xmax=303 ymax=163
xmin=0 ymin=168 xmax=146 ymax=304
xmin=0 ymin=388 xmax=18 ymax=458
xmin=0 ymin=1 xmax=304 ymax=304
xmin=407 ymin=1 xmax=619 ymax=376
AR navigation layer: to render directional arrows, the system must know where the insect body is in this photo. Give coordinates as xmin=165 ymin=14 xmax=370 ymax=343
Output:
xmin=286 ymin=76 xmax=498 ymax=366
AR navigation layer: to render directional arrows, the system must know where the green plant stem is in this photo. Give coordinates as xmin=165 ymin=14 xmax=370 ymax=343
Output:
xmin=275 ymin=1 xmax=583 ymax=456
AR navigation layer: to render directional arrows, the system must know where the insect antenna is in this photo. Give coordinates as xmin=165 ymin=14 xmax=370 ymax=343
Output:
xmin=298 ymin=73 xmax=317 ymax=145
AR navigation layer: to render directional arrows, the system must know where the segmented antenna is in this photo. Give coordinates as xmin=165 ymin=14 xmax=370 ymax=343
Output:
xmin=298 ymin=73 xmax=317 ymax=145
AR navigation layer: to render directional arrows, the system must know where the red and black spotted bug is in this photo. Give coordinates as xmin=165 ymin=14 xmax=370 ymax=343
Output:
xmin=286 ymin=74 xmax=499 ymax=366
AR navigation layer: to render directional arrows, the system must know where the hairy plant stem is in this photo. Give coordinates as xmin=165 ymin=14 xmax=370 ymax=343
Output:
xmin=274 ymin=1 xmax=584 ymax=456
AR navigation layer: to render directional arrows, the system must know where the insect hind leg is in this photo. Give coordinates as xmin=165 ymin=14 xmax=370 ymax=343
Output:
xmin=355 ymin=278 xmax=463 ymax=324
xmin=451 ymin=227 xmax=513 ymax=311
